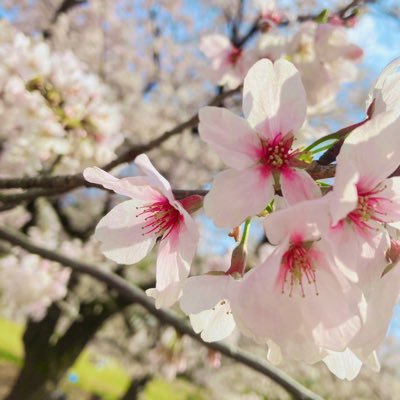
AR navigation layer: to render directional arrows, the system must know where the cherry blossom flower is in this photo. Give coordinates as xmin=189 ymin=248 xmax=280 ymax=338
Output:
xmin=84 ymin=154 xmax=200 ymax=308
xmin=287 ymin=21 xmax=363 ymax=110
xmin=326 ymin=110 xmax=400 ymax=284
xmin=229 ymin=200 xmax=362 ymax=362
xmin=200 ymin=34 xmax=256 ymax=89
xmin=199 ymin=58 xmax=320 ymax=228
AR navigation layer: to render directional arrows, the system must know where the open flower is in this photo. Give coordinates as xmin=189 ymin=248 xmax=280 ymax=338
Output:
xmin=230 ymin=200 xmax=362 ymax=362
xmin=200 ymin=34 xmax=256 ymax=89
xmin=84 ymin=154 xmax=200 ymax=308
xmin=199 ymin=58 xmax=319 ymax=228
xmin=326 ymin=110 xmax=400 ymax=284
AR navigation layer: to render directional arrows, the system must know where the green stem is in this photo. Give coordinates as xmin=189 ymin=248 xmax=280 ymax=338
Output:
xmin=310 ymin=141 xmax=338 ymax=154
xmin=240 ymin=218 xmax=251 ymax=246
xmin=304 ymin=132 xmax=341 ymax=152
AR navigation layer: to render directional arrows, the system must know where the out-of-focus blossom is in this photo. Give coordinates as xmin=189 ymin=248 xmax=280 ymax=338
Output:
xmin=286 ymin=21 xmax=363 ymax=111
xmin=0 ymin=21 xmax=123 ymax=176
xmin=0 ymin=254 xmax=70 ymax=321
xmin=200 ymin=34 xmax=257 ymax=89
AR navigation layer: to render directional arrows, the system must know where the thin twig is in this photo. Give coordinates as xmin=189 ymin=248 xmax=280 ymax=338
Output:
xmin=0 ymin=226 xmax=323 ymax=400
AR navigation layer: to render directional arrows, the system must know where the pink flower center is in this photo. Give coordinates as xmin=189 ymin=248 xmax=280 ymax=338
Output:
xmin=136 ymin=198 xmax=181 ymax=239
xmin=347 ymin=185 xmax=388 ymax=231
xmin=259 ymin=133 xmax=297 ymax=171
xmin=279 ymin=242 xmax=319 ymax=297
xmin=227 ymin=47 xmax=242 ymax=65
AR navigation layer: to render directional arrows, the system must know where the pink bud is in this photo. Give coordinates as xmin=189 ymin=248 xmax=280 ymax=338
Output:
xmin=225 ymin=243 xmax=247 ymax=277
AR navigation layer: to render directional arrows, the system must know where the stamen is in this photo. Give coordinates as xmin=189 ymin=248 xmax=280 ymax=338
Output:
xmin=280 ymin=242 xmax=318 ymax=297
xmin=348 ymin=184 xmax=390 ymax=231
xmin=136 ymin=199 xmax=181 ymax=238
xmin=259 ymin=133 xmax=299 ymax=171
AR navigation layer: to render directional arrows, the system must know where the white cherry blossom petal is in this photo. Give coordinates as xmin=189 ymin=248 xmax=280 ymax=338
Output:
xmin=323 ymin=349 xmax=363 ymax=381
xmin=280 ymin=168 xmax=321 ymax=206
xmin=198 ymin=106 xmax=260 ymax=169
xmin=134 ymin=154 xmax=174 ymax=200
xmin=204 ymin=166 xmax=274 ymax=228
xmin=242 ymin=59 xmax=306 ymax=138
xmin=190 ymin=301 xmax=236 ymax=342
xmin=95 ymin=199 xmax=157 ymax=264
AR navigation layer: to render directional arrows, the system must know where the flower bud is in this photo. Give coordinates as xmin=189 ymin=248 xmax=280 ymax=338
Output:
xmin=225 ymin=243 xmax=247 ymax=278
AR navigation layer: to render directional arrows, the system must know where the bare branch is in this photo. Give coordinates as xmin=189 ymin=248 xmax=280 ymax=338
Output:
xmin=0 ymin=226 xmax=323 ymax=400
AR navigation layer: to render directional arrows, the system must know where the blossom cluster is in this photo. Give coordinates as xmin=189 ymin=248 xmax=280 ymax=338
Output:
xmin=201 ymin=13 xmax=362 ymax=111
xmin=85 ymin=56 xmax=400 ymax=380
xmin=0 ymin=253 xmax=70 ymax=321
xmin=0 ymin=21 xmax=123 ymax=176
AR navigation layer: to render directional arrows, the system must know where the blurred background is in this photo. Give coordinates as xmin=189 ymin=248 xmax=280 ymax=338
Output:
xmin=0 ymin=0 xmax=399 ymax=399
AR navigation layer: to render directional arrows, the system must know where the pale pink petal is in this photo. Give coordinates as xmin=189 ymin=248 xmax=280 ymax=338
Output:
xmin=200 ymin=34 xmax=231 ymax=60
xmin=230 ymin=243 xmax=304 ymax=343
xmin=304 ymin=266 xmax=361 ymax=351
xmin=368 ymin=57 xmax=400 ymax=114
xmin=315 ymin=24 xmax=363 ymax=63
xmin=198 ymin=106 xmax=260 ymax=169
xmin=349 ymin=262 xmax=400 ymax=357
xmin=323 ymin=349 xmax=363 ymax=381
xmin=242 ymin=59 xmax=306 ymax=138
xmin=148 ymin=212 xmax=199 ymax=308
xmin=180 ymin=275 xmax=233 ymax=315
xmin=134 ymin=154 xmax=173 ymax=200
xmin=263 ymin=198 xmax=330 ymax=245
xmin=372 ymin=71 xmax=400 ymax=115
xmin=95 ymin=199 xmax=156 ymax=264
xmin=328 ymin=161 xmax=359 ymax=226
xmin=266 ymin=340 xmax=282 ymax=365
xmin=338 ymin=110 xmax=400 ymax=192
xmin=190 ymin=301 xmax=236 ymax=342
xmin=326 ymin=222 xmax=389 ymax=285
xmin=84 ymin=166 xmax=161 ymax=201
xmin=146 ymin=283 xmax=183 ymax=309
xmin=280 ymin=168 xmax=321 ymax=206
xmin=204 ymin=166 xmax=274 ymax=228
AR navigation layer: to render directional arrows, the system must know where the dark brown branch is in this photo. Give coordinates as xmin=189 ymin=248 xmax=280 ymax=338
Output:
xmin=0 ymin=226 xmax=323 ymax=400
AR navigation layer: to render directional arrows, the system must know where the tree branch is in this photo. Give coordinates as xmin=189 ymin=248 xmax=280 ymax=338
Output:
xmin=0 ymin=226 xmax=323 ymax=400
